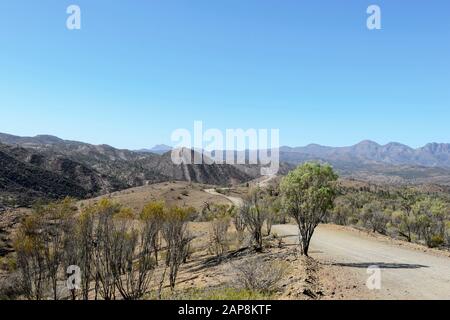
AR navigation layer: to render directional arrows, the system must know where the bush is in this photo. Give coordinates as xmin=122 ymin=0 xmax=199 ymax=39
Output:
xmin=180 ymin=287 xmax=271 ymax=300
xmin=427 ymin=235 xmax=445 ymax=248
xmin=0 ymin=255 xmax=16 ymax=272
xmin=163 ymin=287 xmax=271 ymax=300
xmin=0 ymin=272 xmax=23 ymax=300
xmin=331 ymin=198 xmax=354 ymax=226
xmin=361 ymin=202 xmax=390 ymax=234
xmin=446 ymin=222 xmax=450 ymax=247
xmin=233 ymin=256 xmax=286 ymax=294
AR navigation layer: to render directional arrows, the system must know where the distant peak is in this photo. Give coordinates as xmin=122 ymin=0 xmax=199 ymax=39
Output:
xmin=152 ymin=144 xmax=172 ymax=150
xmin=35 ymin=134 xmax=59 ymax=138
xmin=385 ymin=142 xmax=404 ymax=146
xmin=356 ymin=140 xmax=380 ymax=146
xmin=421 ymin=142 xmax=450 ymax=152
xmin=138 ymin=144 xmax=173 ymax=155
xmin=383 ymin=141 xmax=413 ymax=148
xmin=305 ymin=143 xmax=324 ymax=148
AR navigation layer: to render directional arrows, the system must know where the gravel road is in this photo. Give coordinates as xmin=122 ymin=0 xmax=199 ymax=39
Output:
xmin=273 ymin=224 xmax=450 ymax=299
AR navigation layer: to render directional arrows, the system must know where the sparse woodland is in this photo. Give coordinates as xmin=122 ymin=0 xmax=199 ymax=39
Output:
xmin=329 ymin=184 xmax=450 ymax=249
xmin=0 ymin=162 xmax=449 ymax=300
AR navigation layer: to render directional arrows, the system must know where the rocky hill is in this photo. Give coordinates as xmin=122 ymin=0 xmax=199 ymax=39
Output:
xmin=0 ymin=134 xmax=256 ymax=207
xmin=0 ymin=145 xmax=89 ymax=206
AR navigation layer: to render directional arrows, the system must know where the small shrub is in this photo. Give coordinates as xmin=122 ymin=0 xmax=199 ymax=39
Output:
xmin=233 ymin=256 xmax=286 ymax=294
xmin=0 ymin=255 xmax=17 ymax=272
xmin=427 ymin=235 xmax=445 ymax=248
xmin=164 ymin=287 xmax=271 ymax=300
xmin=0 ymin=272 xmax=23 ymax=300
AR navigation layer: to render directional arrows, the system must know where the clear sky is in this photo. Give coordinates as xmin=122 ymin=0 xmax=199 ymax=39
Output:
xmin=0 ymin=0 xmax=449 ymax=149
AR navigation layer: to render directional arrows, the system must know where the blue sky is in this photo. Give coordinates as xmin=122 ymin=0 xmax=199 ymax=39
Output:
xmin=0 ymin=0 xmax=449 ymax=149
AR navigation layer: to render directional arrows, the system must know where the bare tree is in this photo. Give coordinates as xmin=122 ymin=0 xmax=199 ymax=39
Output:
xmin=264 ymin=195 xmax=280 ymax=236
xmin=231 ymin=205 xmax=246 ymax=244
xmin=240 ymin=188 xmax=268 ymax=251
xmin=209 ymin=216 xmax=230 ymax=257
xmin=41 ymin=198 xmax=77 ymax=300
xmin=90 ymin=199 xmax=123 ymax=300
xmin=162 ymin=207 xmax=193 ymax=290
xmin=73 ymin=207 xmax=95 ymax=300
xmin=398 ymin=188 xmax=419 ymax=242
xmin=112 ymin=215 xmax=157 ymax=300
xmin=140 ymin=201 xmax=165 ymax=264
xmin=14 ymin=198 xmax=77 ymax=300
xmin=14 ymin=215 xmax=48 ymax=300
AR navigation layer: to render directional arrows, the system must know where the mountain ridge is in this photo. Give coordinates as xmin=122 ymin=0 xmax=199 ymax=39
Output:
xmin=279 ymin=140 xmax=450 ymax=168
xmin=0 ymin=133 xmax=257 ymax=206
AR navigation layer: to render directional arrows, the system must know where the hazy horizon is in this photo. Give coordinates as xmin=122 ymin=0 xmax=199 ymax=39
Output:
xmin=1 ymin=130 xmax=449 ymax=151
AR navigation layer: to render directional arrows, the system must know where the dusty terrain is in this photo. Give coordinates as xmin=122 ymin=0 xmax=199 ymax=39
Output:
xmin=79 ymin=181 xmax=231 ymax=212
xmin=273 ymin=224 xmax=450 ymax=300
xmin=168 ymin=223 xmax=322 ymax=300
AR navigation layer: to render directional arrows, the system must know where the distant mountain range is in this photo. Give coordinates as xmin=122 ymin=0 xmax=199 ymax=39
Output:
xmin=280 ymin=140 xmax=450 ymax=168
xmin=138 ymin=139 xmax=450 ymax=168
xmin=1 ymin=132 xmax=450 ymax=207
xmin=137 ymin=144 xmax=172 ymax=155
xmin=278 ymin=140 xmax=450 ymax=186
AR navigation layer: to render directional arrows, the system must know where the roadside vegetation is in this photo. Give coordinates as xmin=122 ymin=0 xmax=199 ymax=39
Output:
xmin=329 ymin=183 xmax=450 ymax=249
xmin=0 ymin=188 xmax=288 ymax=300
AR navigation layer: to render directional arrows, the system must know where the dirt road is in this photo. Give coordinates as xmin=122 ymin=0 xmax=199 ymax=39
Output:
xmin=204 ymin=188 xmax=243 ymax=207
xmin=273 ymin=224 xmax=450 ymax=299
xmin=203 ymin=175 xmax=275 ymax=206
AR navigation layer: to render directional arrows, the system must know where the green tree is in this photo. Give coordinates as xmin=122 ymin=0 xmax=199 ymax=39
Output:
xmin=413 ymin=197 xmax=448 ymax=248
xmin=391 ymin=209 xmax=417 ymax=242
xmin=397 ymin=188 xmax=420 ymax=242
xmin=280 ymin=162 xmax=338 ymax=256
xmin=360 ymin=201 xmax=390 ymax=234
xmin=331 ymin=197 xmax=354 ymax=225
